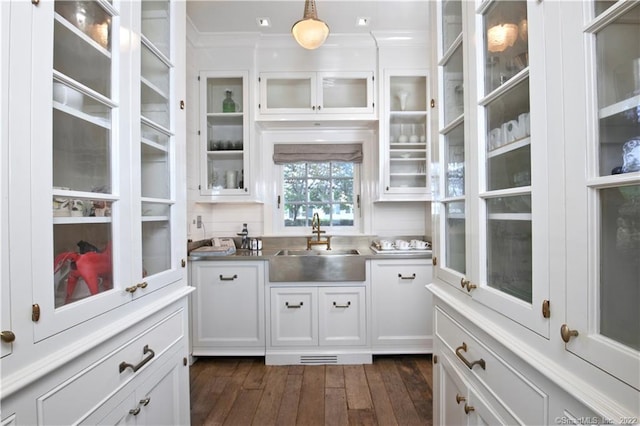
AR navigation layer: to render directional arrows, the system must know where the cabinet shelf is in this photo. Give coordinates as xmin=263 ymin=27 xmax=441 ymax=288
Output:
xmin=598 ymin=93 xmax=640 ymax=120
xmin=487 ymin=213 xmax=532 ymax=221
xmin=141 ymin=138 xmax=168 ymax=153
xmin=487 ymin=136 xmax=531 ymax=158
xmin=53 ymin=102 xmax=110 ymax=129
xmin=53 ymin=216 xmax=111 ymax=225
xmin=54 ymin=13 xmax=111 ymax=58
xmin=141 ymin=77 xmax=168 ymax=101
xmin=141 ymin=215 xmax=169 ymax=222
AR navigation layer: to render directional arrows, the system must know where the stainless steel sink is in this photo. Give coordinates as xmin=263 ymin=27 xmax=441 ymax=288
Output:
xmin=269 ymin=249 xmax=366 ymax=282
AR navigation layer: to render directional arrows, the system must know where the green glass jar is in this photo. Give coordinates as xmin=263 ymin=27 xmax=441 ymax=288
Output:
xmin=222 ymin=90 xmax=236 ymax=113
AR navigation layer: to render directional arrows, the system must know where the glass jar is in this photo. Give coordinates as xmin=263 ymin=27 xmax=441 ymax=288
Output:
xmin=222 ymin=90 xmax=236 ymax=113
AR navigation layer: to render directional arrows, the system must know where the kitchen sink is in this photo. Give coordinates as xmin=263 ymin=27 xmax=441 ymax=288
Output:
xmin=269 ymin=249 xmax=366 ymax=282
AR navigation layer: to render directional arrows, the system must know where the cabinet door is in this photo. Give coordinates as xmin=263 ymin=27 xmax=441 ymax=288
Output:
xmin=0 ymin=0 xmax=11 ymax=359
xmin=562 ymin=1 xmax=640 ymax=390
xmin=270 ymin=287 xmax=317 ymax=346
xmin=371 ymin=260 xmax=433 ymax=351
xmin=259 ymin=72 xmax=316 ymax=114
xmin=30 ymin=0 xmax=130 ymax=340
xmin=136 ymin=351 xmax=189 ymax=426
xmin=381 ymin=70 xmax=431 ymax=199
xmin=434 ymin=0 xmax=468 ymax=290
xmin=199 ymin=71 xmax=251 ymax=199
xmin=136 ymin=0 xmax=186 ymax=295
xmin=318 ymin=286 xmax=366 ymax=346
xmin=434 ymin=353 xmax=469 ymax=426
xmin=191 ymin=261 xmax=265 ymax=350
xmin=438 ymin=1 xmax=549 ymax=337
xmin=317 ymin=72 xmax=374 ymax=114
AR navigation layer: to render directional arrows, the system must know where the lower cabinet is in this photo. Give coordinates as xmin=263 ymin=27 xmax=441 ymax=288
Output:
xmin=433 ymin=304 xmax=601 ymax=425
xmin=267 ymin=284 xmax=370 ymax=365
xmin=370 ymin=259 xmax=433 ymax=353
xmin=0 ymin=296 xmax=191 ymax=425
xmin=190 ymin=261 xmax=265 ymax=355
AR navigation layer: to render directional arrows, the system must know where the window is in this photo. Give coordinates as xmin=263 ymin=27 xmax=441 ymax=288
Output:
xmin=282 ymin=161 xmax=358 ymax=230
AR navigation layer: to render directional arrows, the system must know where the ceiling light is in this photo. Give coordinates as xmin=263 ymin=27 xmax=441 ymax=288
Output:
xmin=487 ymin=23 xmax=518 ymax=53
xmin=291 ymin=0 xmax=329 ymax=50
xmin=257 ymin=17 xmax=271 ymax=28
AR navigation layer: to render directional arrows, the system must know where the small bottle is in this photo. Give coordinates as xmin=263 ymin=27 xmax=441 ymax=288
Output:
xmin=222 ymin=90 xmax=236 ymax=113
xmin=240 ymin=223 xmax=249 ymax=249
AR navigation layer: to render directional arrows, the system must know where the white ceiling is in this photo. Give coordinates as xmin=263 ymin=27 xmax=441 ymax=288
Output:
xmin=186 ymin=1 xmax=430 ymax=36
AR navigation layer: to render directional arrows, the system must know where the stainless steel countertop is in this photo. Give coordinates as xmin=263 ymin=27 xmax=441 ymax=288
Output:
xmin=188 ymin=246 xmax=432 ymax=261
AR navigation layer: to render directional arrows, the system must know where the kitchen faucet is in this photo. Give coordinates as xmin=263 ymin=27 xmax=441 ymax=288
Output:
xmin=307 ymin=212 xmax=331 ymax=250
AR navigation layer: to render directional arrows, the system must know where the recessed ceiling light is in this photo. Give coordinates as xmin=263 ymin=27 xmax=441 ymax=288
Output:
xmin=357 ymin=17 xmax=370 ymax=27
xmin=257 ymin=17 xmax=271 ymax=27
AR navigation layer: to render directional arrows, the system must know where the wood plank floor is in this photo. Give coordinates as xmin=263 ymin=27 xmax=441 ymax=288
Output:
xmin=190 ymin=355 xmax=433 ymax=426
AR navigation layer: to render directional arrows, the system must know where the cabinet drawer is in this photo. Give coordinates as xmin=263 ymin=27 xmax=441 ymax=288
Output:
xmin=434 ymin=307 xmax=547 ymax=425
xmin=37 ymin=309 xmax=185 ymax=425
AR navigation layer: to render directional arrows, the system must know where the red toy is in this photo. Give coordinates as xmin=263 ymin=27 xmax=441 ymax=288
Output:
xmin=54 ymin=242 xmax=112 ymax=303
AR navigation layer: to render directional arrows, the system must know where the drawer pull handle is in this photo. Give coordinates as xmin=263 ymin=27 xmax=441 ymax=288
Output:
xmin=137 ymin=281 xmax=148 ymax=289
xmin=119 ymin=345 xmax=155 ymax=374
xmin=398 ymin=273 xmax=416 ymax=280
xmin=140 ymin=397 xmax=151 ymax=407
xmin=464 ymin=404 xmax=475 ymax=414
xmin=333 ymin=301 xmax=351 ymax=308
xmin=1 ymin=330 xmax=16 ymax=343
xmin=125 ymin=285 xmax=138 ymax=293
xmin=285 ymin=302 xmax=303 ymax=308
xmin=456 ymin=394 xmax=466 ymax=404
xmin=455 ymin=342 xmax=486 ymax=370
xmin=219 ymin=274 xmax=238 ymax=281
xmin=129 ymin=407 xmax=141 ymax=416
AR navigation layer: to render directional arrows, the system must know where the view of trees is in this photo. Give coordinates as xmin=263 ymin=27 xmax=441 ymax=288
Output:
xmin=283 ymin=162 xmax=354 ymax=227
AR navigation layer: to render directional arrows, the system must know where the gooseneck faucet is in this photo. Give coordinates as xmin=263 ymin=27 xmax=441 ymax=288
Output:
xmin=307 ymin=212 xmax=331 ymax=250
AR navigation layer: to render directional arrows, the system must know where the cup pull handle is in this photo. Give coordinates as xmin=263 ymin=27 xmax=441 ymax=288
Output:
xmin=455 ymin=342 xmax=486 ymax=370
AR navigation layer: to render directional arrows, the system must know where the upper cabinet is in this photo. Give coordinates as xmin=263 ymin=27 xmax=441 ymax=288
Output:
xmin=433 ymin=0 xmax=549 ymax=337
xmin=561 ymin=0 xmax=640 ymax=391
xmin=378 ymin=70 xmax=432 ymax=201
xmin=23 ymin=0 xmax=185 ymax=341
xmin=257 ymin=71 xmax=375 ymax=119
xmin=198 ymin=71 xmax=253 ymax=201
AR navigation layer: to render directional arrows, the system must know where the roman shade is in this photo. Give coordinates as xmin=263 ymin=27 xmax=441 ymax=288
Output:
xmin=273 ymin=143 xmax=363 ymax=164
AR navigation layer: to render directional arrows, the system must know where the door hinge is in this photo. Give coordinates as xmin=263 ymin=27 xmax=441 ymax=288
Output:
xmin=32 ymin=304 xmax=41 ymax=322
xmin=542 ymin=299 xmax=550 ymax=318
xmin=183 ymin=357 xmax=188 ymax=366
xmin=433 ymin=355 xmax=438 ymax=364
xmin=430 ymin=99 xmax=436 ymax=108
xmin=197 ymin=130 xmax=201 ymax=135
xmin=197 ymin=75 xmax=201 ymax=81
xmin=181 ymin=259 xmax=186 ymax=268
xmin=432 ymin=256 xmax=437 ymax=266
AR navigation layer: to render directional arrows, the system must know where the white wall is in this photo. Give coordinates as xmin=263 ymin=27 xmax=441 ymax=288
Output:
xmin=185 ymin=30 xmax=431 ymax=242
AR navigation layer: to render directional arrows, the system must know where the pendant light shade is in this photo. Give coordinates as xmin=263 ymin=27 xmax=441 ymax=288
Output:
xmin=292 ymin=0 xmax=329 ymax=50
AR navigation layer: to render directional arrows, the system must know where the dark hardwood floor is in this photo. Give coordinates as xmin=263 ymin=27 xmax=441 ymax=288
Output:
xmin=189 ymin=355 xmax=434 ymax=426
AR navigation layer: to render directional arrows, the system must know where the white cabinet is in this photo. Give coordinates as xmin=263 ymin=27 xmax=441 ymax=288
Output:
xmin=560 ymin=0 xmax=640 ymax=392
xmin=433 ymin=0 xmax=549 ymax=337
xmin=190 ymin=261 xmax=265 ymax=355
xmin=198 ymin=71 xmax=253 ymax=200
xmin=430 ymin=0 xmax=640 ymax=421
xmin=267 ymin=284 xmax=369 ymax=365
xmin=1 ymin=0 xmax=190 ymax=423
xmin=370 ymin=259 xmax=433 ymax=353
xmin=378 ymin=70 xmax=432 ymax=200
xmin=258 ymin=71 xmax=375 ymax=118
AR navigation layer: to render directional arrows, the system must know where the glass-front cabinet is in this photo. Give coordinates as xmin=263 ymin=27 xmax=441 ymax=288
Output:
xmin=380 ymin=70 xmax=431 ymax=200
xmin=199 ymin=71 xmax=251 ymax=198
xmin=563 ymin=0 xmax=640 ymax=391
xmin=434 ymin=0 xmax=549 ymax=337
xmin=29 ymin=0 xmax=183 ymax=340
xmin=258 ymin=71 xmax=375 ymax=117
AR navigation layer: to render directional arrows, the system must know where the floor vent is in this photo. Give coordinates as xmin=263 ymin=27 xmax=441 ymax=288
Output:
xmin=299 ymin=355 xmax=338 ymax=365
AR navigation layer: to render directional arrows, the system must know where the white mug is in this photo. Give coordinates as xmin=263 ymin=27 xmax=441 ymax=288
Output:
xmin=502 ymin=120 xmax=521 ymax=143
xmin=380 ymin=240 xmax=393 ymax=250
xmin=489 ymin=128 xmax=503 ymax=150
xmin=518 ymin=112 xmax=530 ymax=136
xmin=395 ymin=240 xmax=409 ymax=249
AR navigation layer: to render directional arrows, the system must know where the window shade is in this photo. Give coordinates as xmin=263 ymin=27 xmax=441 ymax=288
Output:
xmin=273 ymin=143 xmax=363 ymax=164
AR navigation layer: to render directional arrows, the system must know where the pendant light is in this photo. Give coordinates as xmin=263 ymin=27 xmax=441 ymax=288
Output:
xmin=291 ymin=0 xmax=329 ymax=50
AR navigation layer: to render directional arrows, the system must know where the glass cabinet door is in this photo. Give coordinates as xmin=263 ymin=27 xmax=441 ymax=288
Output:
xmin=139 ymin=0 xmax=179 ymax=286
xmin=259 ymin=72 xmax=316 ymax=114
xmin=436 ymin=0 xmax=467 ymax=288
xmin=32 ymin=0 xmax=128 ymax=340
xmin=565 ymin=1 xmax=640 ymax=390
xmin=200 ymin=71 xmax=249 ymax=197
xmin=317 ymin=72 xmax=374 ymax=114
xmin=384 ymin=71 xmax=430 ymax=196
xmin=465 ymin=0 xmax=549 ymax=337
